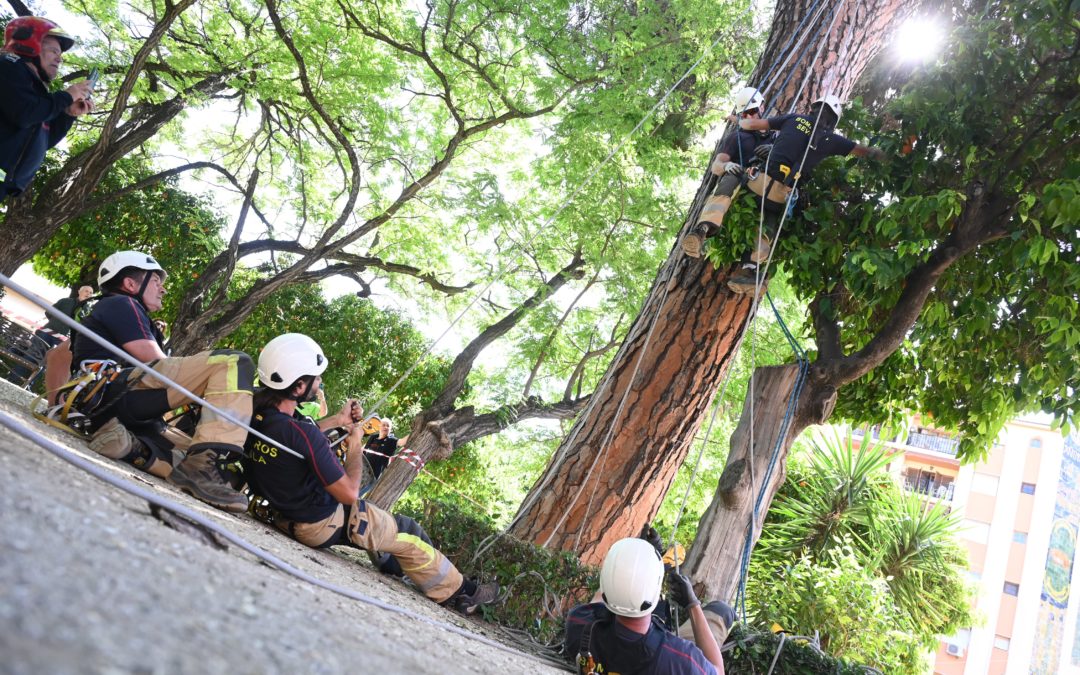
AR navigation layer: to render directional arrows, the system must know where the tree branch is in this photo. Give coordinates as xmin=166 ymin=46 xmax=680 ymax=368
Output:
xmin=430 ymin=253 xmax=587 ymax=414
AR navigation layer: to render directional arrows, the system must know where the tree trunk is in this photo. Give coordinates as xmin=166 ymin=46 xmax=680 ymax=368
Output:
xmin=508 ymin=246 xmax=755 ymax=564
xmin=510 ymin=0 xmax=913 ymax=566
xmin=683 ymin=365 xmax=837 ymax=601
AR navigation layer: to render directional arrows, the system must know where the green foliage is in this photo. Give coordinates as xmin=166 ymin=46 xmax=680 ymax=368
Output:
xmin=724 ymin=623 xmax=877 ymax=674
xmin=701 ymin=0 xmax=1079 ymax=460
xmin=396 ymin=498 xmax=597 ymax=643
xmin=30 ymin=158 xmax=226 ymax=317
xmin=744 ymin=543 xmax=924 ymax=673
xmin=748 ymin=432 xmax=975 ymax=672
xmin=221 ymin=284 xmax=449 ymax=421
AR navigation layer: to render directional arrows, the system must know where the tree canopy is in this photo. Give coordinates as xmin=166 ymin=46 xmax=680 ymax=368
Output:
xmin=706 ymin=0 xmax=1079 ymax=458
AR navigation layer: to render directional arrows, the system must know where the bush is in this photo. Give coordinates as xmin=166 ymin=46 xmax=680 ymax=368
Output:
xmin=396 ymin=498 xmax=597 ymax=644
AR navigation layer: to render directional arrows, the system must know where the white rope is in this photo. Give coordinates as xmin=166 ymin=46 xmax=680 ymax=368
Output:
xmin=0 ymin=272 xmax=307 ymax=461
xmin=0 ymin=409 xmax=549 ymax=665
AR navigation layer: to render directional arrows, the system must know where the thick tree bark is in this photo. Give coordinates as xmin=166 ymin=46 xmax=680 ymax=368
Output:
xmin=510 ymin=0 xmax=913 ymax=567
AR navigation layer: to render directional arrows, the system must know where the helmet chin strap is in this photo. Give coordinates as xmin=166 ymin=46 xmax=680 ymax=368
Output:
xmin=288 ymin=376 xmax=318 ymax=403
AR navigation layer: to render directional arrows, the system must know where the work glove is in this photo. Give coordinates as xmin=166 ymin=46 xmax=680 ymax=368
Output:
xmin=723 ymin=161 xmax=743 ymax=176
xmin=754 ymin=144 xmax=773 ymax=161
xmin=639 ymin=523 xmax=665 ymax=557
xmin=667 ymin=569 xmax=701 ymax=610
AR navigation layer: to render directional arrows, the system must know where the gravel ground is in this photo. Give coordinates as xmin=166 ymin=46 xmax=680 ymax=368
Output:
xmin=0 ymin=382 xmax=566 ymax=675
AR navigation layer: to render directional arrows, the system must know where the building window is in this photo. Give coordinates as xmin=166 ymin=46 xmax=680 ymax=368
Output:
xmin=1021 ymin=482 xmax=1036 ymax=495
xmin=1030 ymin=438 xmax=1043 ymax=448
xmin=971 ymin=472 xmax=1000 ymax=495
xmin=1013 ymin=531 xmax=1028 ymax=544
xmin=993 ymin=636 xmax=1011 ymax=651
xmin=963 ymin=520 xmax=991 ymax=544
xmin=1003 ymin=581 xmax=1020 ymax=596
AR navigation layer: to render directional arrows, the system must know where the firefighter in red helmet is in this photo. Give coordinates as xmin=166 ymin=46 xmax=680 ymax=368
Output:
xmin=1 ymin=16 xmax=95 ymax=196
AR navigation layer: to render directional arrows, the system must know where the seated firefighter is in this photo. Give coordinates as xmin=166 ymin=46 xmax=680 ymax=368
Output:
xmin=242 ymin=333 xmax=499 ymax=613
xmin=565 ymin=537 xmax=728 ymax=675
xmin=74 ymin=250 xmax=254 ymax=513
xmin=682 ymin=86 xmax=775 ymax=260
xmin=688 ymin=94 xmax=886 ymax=294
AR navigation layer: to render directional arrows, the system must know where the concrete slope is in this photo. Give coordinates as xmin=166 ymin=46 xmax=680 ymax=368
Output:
xmin=0 ymin=385 xmax=565 ymax=675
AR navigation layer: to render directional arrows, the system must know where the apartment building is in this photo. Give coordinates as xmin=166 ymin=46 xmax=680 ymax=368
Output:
xmin=854 ymin=416 xmax=1079 ymax=674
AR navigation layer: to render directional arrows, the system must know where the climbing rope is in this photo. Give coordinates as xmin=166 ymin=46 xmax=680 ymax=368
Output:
xmin=2 ymin=272 xmax=492 ymax=526
xmin=0 ymin=408 xmax=551 ymax=666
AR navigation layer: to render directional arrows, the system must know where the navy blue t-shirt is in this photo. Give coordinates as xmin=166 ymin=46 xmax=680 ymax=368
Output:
xmin=0 ymin=53 xmax=75 ymax=196
xmin=72 ymin=294 xmax=165 ymax=365
xmin=244 ymin=408 xmax=344 ymax=522
xmin=565 ymin=603 xmax=718 ymax=675
xmin=765 ymin=113 xmax=856 ymax=183
xmin=718 ymin=127 xmax=774 ymax=167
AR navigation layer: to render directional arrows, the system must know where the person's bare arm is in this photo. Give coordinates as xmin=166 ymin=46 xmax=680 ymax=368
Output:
xmin=324 ymin=425 xmax=367 ymax=505
xmin=317 ymin=399 xmax=361 ymax=432
xmin=120 ymin=338 xmax=167 ymax=363
xmin=709 ymin=151 xmax=735 ymax=176
xmin=687 ymin=604 xmax=724 ymax=672
xmin=738 ymin=118 xmax=770 ymax=132
xmin=851 ymin=143 xmax=886 ymax=161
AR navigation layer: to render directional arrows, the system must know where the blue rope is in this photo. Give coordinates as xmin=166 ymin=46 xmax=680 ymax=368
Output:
xmin=735 ymin=291 xmax=809 ymax=620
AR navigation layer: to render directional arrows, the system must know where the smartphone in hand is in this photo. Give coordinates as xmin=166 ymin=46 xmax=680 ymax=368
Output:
xmin=87 ymin=67 xmax=100 ymax=93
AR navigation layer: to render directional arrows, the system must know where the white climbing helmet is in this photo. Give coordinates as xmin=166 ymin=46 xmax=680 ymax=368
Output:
xmin=599 ymin=538 xmax=665 ymax=618
xmin=734 ymin=86 xmax=765 ymax=113
xmin=97 ymin=250 xmax=166 ymax=287
xmin=258 ymin=333 xmax=328 ymax=390
xmin=812 ymin=94 xmax=843 ymax=122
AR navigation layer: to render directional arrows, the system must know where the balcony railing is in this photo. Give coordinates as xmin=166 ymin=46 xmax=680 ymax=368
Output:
xmin=904 ymin=481 xmax=955 ymax=501
xmin=905 ymin=430 xmax=960 ymax=456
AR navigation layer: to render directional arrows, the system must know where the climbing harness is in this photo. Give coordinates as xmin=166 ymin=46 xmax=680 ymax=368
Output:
xmin=576 ymin=620 xmax=599 ymax=675
xmin=32 ymin=359 xmax=127 ymax=436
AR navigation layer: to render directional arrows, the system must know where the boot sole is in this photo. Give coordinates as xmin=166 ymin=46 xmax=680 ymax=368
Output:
xmin=168 ymin=472 xmax=248 ymax=513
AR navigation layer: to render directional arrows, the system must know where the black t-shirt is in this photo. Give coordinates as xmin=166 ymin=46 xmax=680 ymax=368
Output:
xmin=244 ymin=408 xmax=345 ymax=522
xmin=765 ymin=113 xmax=856 ymax=183
xmin=718 ymin=127 xmax=774 ymax=167
xmin=72 ymin=294 xmax=165 ymax=365
xmin=564 ymin=603 xmax=717 ymax=675
xmin=364 ymin=433 xmax=399 ymax=478
xmin=43 ymin=297 xmax=77 ymax=335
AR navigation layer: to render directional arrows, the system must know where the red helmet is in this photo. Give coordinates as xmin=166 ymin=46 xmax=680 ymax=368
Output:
xmin=4 ymin=16 xmax=75 ymax=58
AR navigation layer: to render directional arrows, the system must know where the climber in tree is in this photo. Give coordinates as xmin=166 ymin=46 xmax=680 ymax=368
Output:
xmin=724 ymin=94 xmax=886 ymax=294
xmin=683 ymin=86 xmax=775 ymax=259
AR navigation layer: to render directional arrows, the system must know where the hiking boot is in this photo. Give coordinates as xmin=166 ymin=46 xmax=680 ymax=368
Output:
xmin=89 ymin=417 xmax=172 ymax=479
xmin=682 ymin=223 xmax=716 ymax=259
xmin=169 ymin=447 xmax=249 ymax=513
xmin=727 ymin=265 xmax=766 ymax=295
xmin=446 ymin=580 xmax=500 ymax=615
xmin=749 ymin=233 xmax=772 ymax=264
